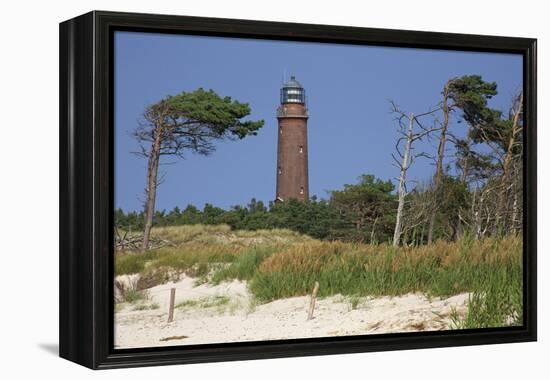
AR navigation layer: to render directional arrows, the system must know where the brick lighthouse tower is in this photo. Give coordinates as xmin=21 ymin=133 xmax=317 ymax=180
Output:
xmin=276 ymin=75 xmax=309 ymax=202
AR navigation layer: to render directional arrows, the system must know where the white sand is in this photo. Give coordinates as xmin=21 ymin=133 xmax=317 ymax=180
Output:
xmin=114 ymin=275 xmax=469 ymax=349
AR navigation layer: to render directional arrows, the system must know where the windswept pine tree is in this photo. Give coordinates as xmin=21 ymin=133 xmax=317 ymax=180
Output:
xmin=427 ymin=75 xmax=499 ymax=243
xmin=134 ymin=89 xmax=264 ymax=249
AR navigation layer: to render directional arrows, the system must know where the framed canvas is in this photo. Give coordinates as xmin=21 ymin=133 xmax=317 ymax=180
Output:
xmin=59 ymin=11 xmax=537 ymax=369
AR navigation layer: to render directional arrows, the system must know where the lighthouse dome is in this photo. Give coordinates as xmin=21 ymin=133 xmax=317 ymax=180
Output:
xmin=280 ymin=75 xmax=306 ymax=104
xmin=283 ymin=75 xmax=303 ymax=88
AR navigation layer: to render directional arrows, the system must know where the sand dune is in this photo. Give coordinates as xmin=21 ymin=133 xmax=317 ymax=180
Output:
xmin=114 ymin=275 xmax=469 ymax=349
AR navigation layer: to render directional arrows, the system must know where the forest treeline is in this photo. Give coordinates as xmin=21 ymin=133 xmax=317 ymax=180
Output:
xmin=122 ymin=75 xmax=523 ymax=247
xmin=116 ymin=175 xmax=397 ymax=243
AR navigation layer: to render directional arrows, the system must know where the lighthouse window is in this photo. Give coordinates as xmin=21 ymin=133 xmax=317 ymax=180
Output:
xmin=279 ymin=127 xmax=283 ymax=135
xmin=300 ymin=187 xmax=304 ymax=194
xmin=278 ymin=167 xmax=282 ymax=175
xmin=282 ymin=89 xmax=305 ymax=103
xmin=299 ymin=146 xmax=303 ymax=153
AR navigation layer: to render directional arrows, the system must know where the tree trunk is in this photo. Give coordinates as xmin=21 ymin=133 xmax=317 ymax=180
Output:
xmin=393 ymin=114 xmax=414 ymax=246
xmin=512 ymin=177 xmax=520 ymax=233
xmin=142 ymin=123 xmax=164 ymax=250
xmin=473 ymin=189 xmax=486 ymax=239
xmin=460 ymin=127 xmax=473 ymax=183
xmin=370 ymin=216 xmax=378 ymax=245
xmin=428 ymin=82 xmax=451 ymax=244
xmin=455 ymin=126 xmax=473 ymax=240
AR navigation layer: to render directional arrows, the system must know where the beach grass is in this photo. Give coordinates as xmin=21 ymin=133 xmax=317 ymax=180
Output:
xmin=123 ymin=288 xmax=148 ymax=304
xmin=175 ymin=295 xmax=241 ymax=314
xmin=114 ymin=224 xmax=522 ymax=329
xmin=176 ymin=295 xmax=231 ymax=309
xmin=132 ymin=302 xmax=160 ymax=311
xmin=211 ymin=246 xmax=279 ymax=283
xmin=249 ymin=235 xmax=521 ymax=299
xmin=115 ymin=224 xmax=309 ymax=278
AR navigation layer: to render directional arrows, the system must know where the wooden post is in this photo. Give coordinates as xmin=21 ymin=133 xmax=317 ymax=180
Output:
xmin=167 ymin=288 xmax=176 ymax=323
xmin=307 ymin=281 xmax=319 ymax=321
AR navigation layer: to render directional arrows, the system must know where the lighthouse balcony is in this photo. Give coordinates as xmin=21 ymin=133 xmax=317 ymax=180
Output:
xmin=277 ymin=106 xmax=309 ymax=118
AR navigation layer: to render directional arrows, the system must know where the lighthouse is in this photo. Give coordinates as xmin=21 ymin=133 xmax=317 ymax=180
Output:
xmin=276 ymin=75 xmax=309 ymax=202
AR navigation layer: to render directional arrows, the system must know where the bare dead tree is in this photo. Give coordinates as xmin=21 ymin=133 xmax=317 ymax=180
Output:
xmin=390 ymin=101 xmax=439 ymax=246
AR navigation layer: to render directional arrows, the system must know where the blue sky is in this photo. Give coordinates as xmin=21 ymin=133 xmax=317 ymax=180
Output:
xmin=114 ymin=31 xmax=522 ymax=212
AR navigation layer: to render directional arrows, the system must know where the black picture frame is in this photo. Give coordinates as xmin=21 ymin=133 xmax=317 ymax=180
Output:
xmin=59 ymin=10 xmax=537 ymax=369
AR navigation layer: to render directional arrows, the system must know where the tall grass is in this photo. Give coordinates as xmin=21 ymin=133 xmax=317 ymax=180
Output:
xmin=115 ymin=224 xmax=312 ymax=277
xmin=115 ymin=224 xmax=522 ymax=328
xmin=249 ymin=235 xmax=522 ymax=303
xmin=150 ymin=224 xmax=313 ymax=247
xmin=114 ymin=225 xmax=304 ymax=288
xmin=451 ymin=259 xmax=523 ymax=328
xmin=211 ymin=246 xmax=278 ymax=283
xmin=115 ymin=243 xmax=242 ymax=276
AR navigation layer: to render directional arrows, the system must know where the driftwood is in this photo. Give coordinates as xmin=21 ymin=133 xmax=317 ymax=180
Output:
xmin=114 ymin=226 xmax=175 ymax=251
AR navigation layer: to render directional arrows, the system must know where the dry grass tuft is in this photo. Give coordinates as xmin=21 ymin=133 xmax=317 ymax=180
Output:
xmin=150 ymin=224 xmax=314 ymax=247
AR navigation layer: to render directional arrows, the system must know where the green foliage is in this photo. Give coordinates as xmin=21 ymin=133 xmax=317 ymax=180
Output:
xmin=450 ymin=75 xmax=522 ymax=180
xmin=115 ymin=174 xmax=394 ymax=243
xmin=162 ymin=88 xmax=264 ymax=139
xmin=115 ymin=208 xmax=144 ymax=230
xmin=179 ymin=205 xmax=202 ymax=225
xmin=201 ymin=204 xmax=226 ymax=225
xmin=330 ymin=175 xmax=396 ymax=243
xmin=448 ymin=75 xmax=497 ymax=128
xmin=449 ymin=75 xmax=499 ymax=180
xmin=469 ymin=108 xmax=522 ymax=153
xmin=268 ymin=198 xmax=342 ymax=239
xmin=138 ymin=88 xmax=265 ymax=159
xmin=429 ymin=176 xmax=471 ymax=241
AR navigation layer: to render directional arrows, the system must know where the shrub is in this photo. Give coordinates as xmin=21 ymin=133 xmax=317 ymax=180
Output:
xmin=124 ymin=288 xmax=147 ymax=304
